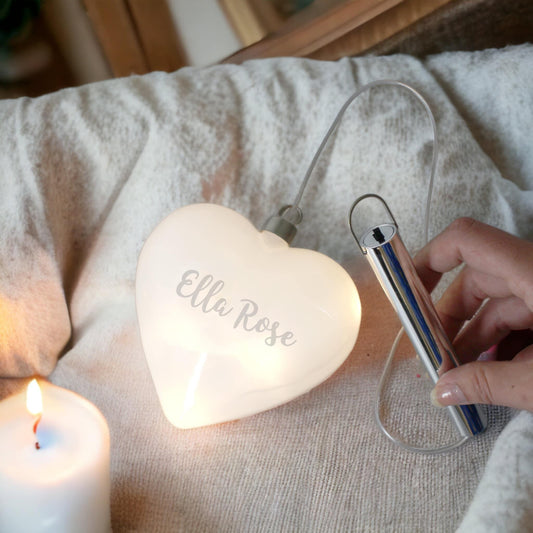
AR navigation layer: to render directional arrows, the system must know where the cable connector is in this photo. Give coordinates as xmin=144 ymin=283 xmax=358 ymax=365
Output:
xmin=262 ymin=205 xmax=303 ymax=244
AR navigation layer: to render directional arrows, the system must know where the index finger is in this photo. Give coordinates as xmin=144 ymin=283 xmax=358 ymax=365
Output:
xmin=414 ymin=218 xmax=533 ymax=308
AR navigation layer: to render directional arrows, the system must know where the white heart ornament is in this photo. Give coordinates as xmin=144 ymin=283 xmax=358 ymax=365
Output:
xmin=136 ymin=203 xmax=361 ymax=428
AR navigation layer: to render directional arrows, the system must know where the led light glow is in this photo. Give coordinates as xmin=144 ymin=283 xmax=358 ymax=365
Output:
xmin=136 ymin=203 xmax=361 ymax=429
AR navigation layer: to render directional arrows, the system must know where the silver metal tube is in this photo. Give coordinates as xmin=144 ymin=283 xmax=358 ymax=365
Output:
xmin=361 ymin=222 xmax=487 ymax=438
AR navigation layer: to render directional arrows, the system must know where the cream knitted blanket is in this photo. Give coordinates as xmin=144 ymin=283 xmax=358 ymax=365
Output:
xmin=0 ymin=44 xmax=532 ymax=531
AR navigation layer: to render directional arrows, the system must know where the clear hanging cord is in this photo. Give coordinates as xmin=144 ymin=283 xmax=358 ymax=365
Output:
xmin=282 ymin=80 xmax=469 ymax=454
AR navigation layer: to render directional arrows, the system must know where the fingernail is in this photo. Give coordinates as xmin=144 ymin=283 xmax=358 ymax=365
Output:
xmin=431 ymin=383 xmax=468 ymax=407
xmin=477 ymin=344 xmax=497 ymax=362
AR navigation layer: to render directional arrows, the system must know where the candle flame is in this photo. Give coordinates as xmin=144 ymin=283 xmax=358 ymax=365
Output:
xmin=26 ymin=379 xmax=43 ymax=416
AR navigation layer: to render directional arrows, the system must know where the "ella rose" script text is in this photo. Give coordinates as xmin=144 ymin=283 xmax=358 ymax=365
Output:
xmin=176 ymin=269 xmax=296 ymax=347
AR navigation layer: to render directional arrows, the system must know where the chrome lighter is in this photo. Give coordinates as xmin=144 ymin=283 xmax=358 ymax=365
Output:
xmin=349 ymin=194 xmax=487 ymax=438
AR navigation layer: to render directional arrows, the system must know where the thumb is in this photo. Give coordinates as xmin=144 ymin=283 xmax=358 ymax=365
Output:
xmin=431 ymin=358 xmax=533 ymax=412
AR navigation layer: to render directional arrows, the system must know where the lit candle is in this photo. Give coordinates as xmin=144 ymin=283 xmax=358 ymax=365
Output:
xmin=0 ymin=380 xmax=111 ymax=532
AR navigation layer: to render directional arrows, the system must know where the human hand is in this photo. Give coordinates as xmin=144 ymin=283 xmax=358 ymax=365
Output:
xmin=414 ymin=217 xmax=533 ymax=412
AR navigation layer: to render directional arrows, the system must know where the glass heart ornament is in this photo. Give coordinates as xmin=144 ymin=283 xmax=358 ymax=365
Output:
xmin=135 ymin=203 xmax=361 ymax=429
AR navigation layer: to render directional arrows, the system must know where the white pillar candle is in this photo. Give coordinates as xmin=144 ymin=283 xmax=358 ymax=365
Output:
xmin=0 ymin=380 xmax=111 ymax=532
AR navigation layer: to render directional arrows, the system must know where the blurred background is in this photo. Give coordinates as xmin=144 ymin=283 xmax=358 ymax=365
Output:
xmin=1 ymin=0 xmax=531 ymax=99
xmin=0 ymin=0 xmax=323 ymax=98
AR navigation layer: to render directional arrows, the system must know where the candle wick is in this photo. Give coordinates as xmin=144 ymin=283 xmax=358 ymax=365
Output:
xmin=33 ymin=413 xmax=42 ymax=451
